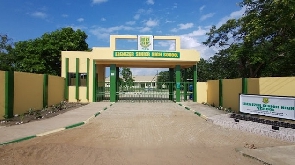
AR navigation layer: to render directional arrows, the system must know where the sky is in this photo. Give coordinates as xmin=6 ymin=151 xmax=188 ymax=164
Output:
xmin=0 ymin=0 xmax=245 ymax=76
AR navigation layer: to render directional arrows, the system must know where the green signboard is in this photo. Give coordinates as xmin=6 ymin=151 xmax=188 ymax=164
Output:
xmin=113 ymin=51 xmax=180 ymax=58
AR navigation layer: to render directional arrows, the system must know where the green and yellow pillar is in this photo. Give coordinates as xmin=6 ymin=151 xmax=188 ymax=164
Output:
xmin=169 ymin=68 xmax=174 ymax=101
xmin=175 ymin=65 xmax=181 ymax=102
xmin=110 ymin=64 xmax=117 ymax=102
xmin=193 ymin=64 xmax=197 ymax=102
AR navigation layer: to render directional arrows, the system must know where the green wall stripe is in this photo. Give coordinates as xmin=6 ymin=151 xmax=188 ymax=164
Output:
xmin=4 ymin=71 xmax=14 ymax=118
xmin=86 ymin=58 xmax=89 ymax=100
xmin=65 ymin=58 xmax=69 ymax=100
xmin=219 ymin=79 xmax=223 ymax=107
xmin=169 ymin=68 xmax=174 ymax=101
xmin=116 ymin=67 xmax=119 ymax=101
xmin=183 ymin=68 xmax=187 ymax=101
xmin=193 ymin=65 xmax=197 ymax=102
xmin=110 ymin=64 xmax=117 ymax=102
xmin=43 ymin=74 xmax=48 ymax=108
xmin=75 ymin=58 xmax=79 ymax=100
xmin=175 ymin=65 xmax=181 ymax=102
xmin=92 ymin=61 xmax=96 ymax=102
xmin=242 ymin=78 xmax=248 ymax=94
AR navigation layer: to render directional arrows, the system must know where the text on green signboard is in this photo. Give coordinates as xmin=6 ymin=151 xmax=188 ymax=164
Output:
xmin=113 ymin=51 xmax=180 ymax=58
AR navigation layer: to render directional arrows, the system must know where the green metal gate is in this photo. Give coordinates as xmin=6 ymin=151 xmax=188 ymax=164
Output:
xmin=95 ymin=82 xmax=193 ymax=102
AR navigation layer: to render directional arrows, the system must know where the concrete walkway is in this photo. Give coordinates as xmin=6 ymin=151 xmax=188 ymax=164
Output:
xmin=1 ymin=101 xmax=294 ymax=165
xmin=0 ymin=102 xmax=113 ymax=144
xmin=179 ymin=101 xmax=226 ymax=119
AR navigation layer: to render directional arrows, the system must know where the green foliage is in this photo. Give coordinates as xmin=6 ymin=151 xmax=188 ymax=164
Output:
xmin=10 ymin=27 xmax=88 ymax=75
xmin=0 ymin=34 xmax=14 ymax=71
xmin=157 ymin=71 xmax=170 ymax=83
xmin=203 ymin=0 xmax=295 ymax=78
xmin=120 ymin=67 xmax=134 ymax=89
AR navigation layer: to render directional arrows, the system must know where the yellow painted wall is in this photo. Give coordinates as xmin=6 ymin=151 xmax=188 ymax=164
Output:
xmin=0 ymin=71 xmax=5 ymax=120
xmin=197 ymin=82 xmax=207 ymax=103
xmin=247 ymin=78 xmax=259 ymax=95
xmin=259 ymin=77 xmax=295 ymax=96
xmin=68 ymin=86 xmax=76 ymax=102
xmin=207 ymin=80 xmax=219 ymax=106
xmin=14 ymin=72 xmax=43 ymax=115
xmin=79 ymin=87 xmax=88 ymax=102
xmin=48 ymin=75 xmax=65 ymax=106
xmin=222 ymin=78 xmax=242 ymax=112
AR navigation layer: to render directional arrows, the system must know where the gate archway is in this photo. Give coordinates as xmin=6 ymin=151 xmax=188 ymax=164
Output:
xmin=61 ymin=35 xmax=200 ymax=103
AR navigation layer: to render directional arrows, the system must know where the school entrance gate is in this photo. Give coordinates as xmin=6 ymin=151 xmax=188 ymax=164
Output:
xmin=61 ymin=35 xmax=200 ymax=103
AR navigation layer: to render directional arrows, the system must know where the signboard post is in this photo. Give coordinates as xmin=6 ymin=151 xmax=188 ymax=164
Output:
xmin=239 ymin=94 xmax=295 ymax=120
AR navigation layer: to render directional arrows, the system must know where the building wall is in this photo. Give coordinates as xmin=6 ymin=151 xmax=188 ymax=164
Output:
xmin=247 ymin=78 xmax=259 ymax=95
xmin=222 ymin=78 xmax=242 ymax=112
xmin=48 ymin=75 xmax=65 ymax=106
xmin=0 ymin=71 xmax=5 ymax=119
xmin=14 ymin=72 xmax=43 ymax=115
xmin=259 ymin=77 xmax=295 ymax=96
xmin=207 ymin=80 xmax=219 ymax=106
xmin=197 ymin=82 xmax=207 ymax=103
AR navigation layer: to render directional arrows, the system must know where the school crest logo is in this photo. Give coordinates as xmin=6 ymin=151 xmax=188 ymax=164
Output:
xmin=140 ymin=36 xmax=151 ymax=50
xmin=262 ymin=97 xmax=269 ymax=104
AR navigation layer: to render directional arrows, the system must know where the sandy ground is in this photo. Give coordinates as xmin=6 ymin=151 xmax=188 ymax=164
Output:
xmin=0 ymin=102 xmax=292 ymax=165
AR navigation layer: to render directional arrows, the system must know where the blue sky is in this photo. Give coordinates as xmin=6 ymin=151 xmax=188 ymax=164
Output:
xmin=0 ymin=0 xmax=245 ymax=76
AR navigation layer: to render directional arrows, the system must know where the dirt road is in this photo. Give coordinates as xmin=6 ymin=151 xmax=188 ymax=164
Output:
xmin=0 ymin=102 xmax=292 ymax=165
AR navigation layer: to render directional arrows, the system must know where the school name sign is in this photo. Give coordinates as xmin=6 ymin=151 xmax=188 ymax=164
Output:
xmin=113 ymin=51 xmax=180 ymax=58
xmin=240 ymin=94 xmax=295 ymax=120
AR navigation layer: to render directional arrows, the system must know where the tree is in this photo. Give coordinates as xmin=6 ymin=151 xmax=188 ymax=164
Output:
xmin=11 ymin=27 xmax=88 ymax=75
xmin=120 ymin=67 xmax=134 ymax=90
xmin=0 ymin=34 xmax=14 ymax=71
xmin=203 ymin=0 xmax=295 ymax=78
xmin=157 ymin=71 xmax=170 ymax=83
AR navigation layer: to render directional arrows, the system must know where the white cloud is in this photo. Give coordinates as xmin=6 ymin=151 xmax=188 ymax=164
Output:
xmin=173 ymin=3 xmax=177 ymax=9
xmin=216 ymin=7 xmax=246 ymax=27
xmin=134 ymin=14 xmax=140 ymax=20
xmin=165 ymin=19 xmax=175 ymax=23
xmin=131 ymin=68 xmax=168 ymax=76
xmin=170 ymin=28 xmax=178 ymax=32
xmin=199 ymin=5 xmax=205 ymax=12
xmin=145 ymin=19 xmax=158 ymax=27
xmin=170 ymin=23 xmax=194 ymax=32
xmin=31 ymin=11 xmax=47 ymax=19
xmin=92 ymin=0 xmax=108 ymax=4
xmin=178 ymin=23 xmax=194 ymax=30
xmin=62 ymin=14 xmax=68 ymax=18
xmin=200 ymin=13 xmax=215 ymax=21
xmin=90 ymin=25 xmax=135 ymax=39
xmin=146 ymin=0 xmax=154 ymax=5
xmin=101 ymin=17 xmax=106 ymax=21
xmin=180 ymin=35 xmax=216 ymax=59
xmin=77 ymin=18 xmax=84 ymax=22
xmin=178 ymin=26 xmax=217 ymax=59
xmin=186 ymin=27 xmax=207 ymax=37
xmin=126 ymin=21 xmax=136 ymax=25
xmin=140 ymin=27 xmax=151 ymax=33
xmin=155 ymin=41 xmax=175 ymax=51
xmin=133 ymin=8 xmax=153 ymax=20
